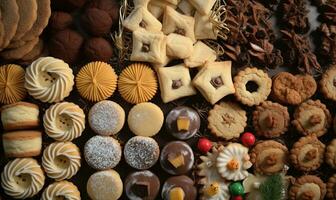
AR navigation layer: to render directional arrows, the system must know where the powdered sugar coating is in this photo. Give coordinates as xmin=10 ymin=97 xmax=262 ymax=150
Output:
xmin=88 ymin=100 xmax=125 ymax=136
xmin=124 ymin=136 xmax=160 ymax=170
xmin=84 ymin=136 xmax=122 ymax=170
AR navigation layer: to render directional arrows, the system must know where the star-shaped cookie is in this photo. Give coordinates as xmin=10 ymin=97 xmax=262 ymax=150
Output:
xmin=123 ymin=7 xmax=162 ymax=32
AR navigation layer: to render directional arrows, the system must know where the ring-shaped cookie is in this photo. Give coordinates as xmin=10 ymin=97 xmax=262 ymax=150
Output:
xmin=41 ymin=181 xmax=80 ymax=200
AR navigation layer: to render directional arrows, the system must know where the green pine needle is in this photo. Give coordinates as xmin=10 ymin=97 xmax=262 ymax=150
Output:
xmin=259 ymin=174 xmax=284 ymax=200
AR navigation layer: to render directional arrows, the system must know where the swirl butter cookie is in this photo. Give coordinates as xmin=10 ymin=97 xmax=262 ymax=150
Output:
xmin=1 ymin=158 xmax=45 ymax=199
xmin=42 ymin=142 xmax=81 ymax=181
xmin=25 ymin=57 xmax=74 ymax=103
xmin=44 ymin=102 xmax=85 ymax=142
xmin=42 ymin=181 xmax=80 ymax=200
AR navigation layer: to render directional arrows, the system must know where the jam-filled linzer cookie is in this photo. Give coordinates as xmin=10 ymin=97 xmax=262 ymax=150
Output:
xmin=0 ymin=64 xmax=26 ymax=104
xmin=290 ymin=135 xmax=325 ymax=172
xmin=43 ymin=102 xmax=85 ymax=142
xmin=327 ymin=174 xmax=336 ymax=199
xmin=41 ymin=180 xmax=80 ymax=200
xmin=161 ymin=175 xmax=197 ymax=200
xmin=320 ymin=65 xmax=336 ymax=101
xmin=250 ymin=140 xmax=288 ymax=175
xmin=326 ymin=139 xmax=336 ymax=169
xmin=292 ymin=100 xmax=331 ymax=137
xmin=253 ymin=101 xmax=290 ymax=138
xmin=1 ymin=158 xmax=45 ymax=199
xmin=25 ymin=57 xmax=74 ymax=103
xmin=289 ymin=175 xmax=326 ymax=200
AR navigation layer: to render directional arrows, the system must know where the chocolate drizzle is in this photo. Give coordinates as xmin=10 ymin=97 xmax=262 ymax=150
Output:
xmin=141 ymin=43 xmax=150 ymax=52
xmin=172 ymin=79 xmax=183 ymax=89
xmin=210 ymin=76 xmax=224 ymax=89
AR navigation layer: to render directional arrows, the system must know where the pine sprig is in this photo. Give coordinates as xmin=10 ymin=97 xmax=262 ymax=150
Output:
xmin=259 ymin=174 xmax=285 ymax=200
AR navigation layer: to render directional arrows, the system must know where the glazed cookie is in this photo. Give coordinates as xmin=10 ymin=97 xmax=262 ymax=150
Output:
xmin=87 ymin=170 xmax=123 ymax=200
xmin=44 ymin=102 xmax=85 ymax=142
xmin=208 ymin=102 xmax=247 ymax=140
xmin=1 ymin=102 xmax=39 ymax=131
xmin=128 ymin=102 xmax=164 ymax=137
xmin=326 ymin=139 xmax=336 ymax=169
xmin=1 ymin=158 xmax=45 ymax=199
xmin=76 ymin=61 xmax=117 ymax=102
xmin=290 ymin=135 xmax=325 ymax=172
xmin=42 ymin=142 xmax=81 ymax=180
xmin=320 ymin=65 xmax=336 ymax=101
xmin=0 ymin=64 xmax=26 ymax=104
xmin=234 ymin=67 xmax=272 ymax=106
xmin=253 ymin=101 xmax=290 ymax=138
xmin=327 ymin=174 xmax=336 ymax=199
xmin=41 ymin=181 xmax=80 ymax=200
xmin=3 ymin=130 xmax=42 ymax=157
xmin=118 ymin=63 xmax=158 ymax=104
xmin=161 ymin=175 xmax=197 ymax=200
xmin=250 ymin=140 xmax=289 ymax=175
xmin=289 ymin=175 xmax=326 ymax=200
xmin=292 ymin=100 xmax=331 ymax=137
xmin=88 ymin=100 xmax=125 ymax=136
xmin=84 ymin=136 xmax=122 ymax=170
xmin=193 ymin=61 xmax=235 ymax=104
xmin=25 ymin=57 xmax=74 ymax=103
xmin=124 ymin=136 xmax=160 ymax=170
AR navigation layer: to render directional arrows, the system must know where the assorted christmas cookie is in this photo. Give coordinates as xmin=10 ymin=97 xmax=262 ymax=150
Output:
xmin=161 ymin=175 xmax=197 ymax=200
xmin=290 ymin=135 xmax=325 ymax=172
xmin=160 ymin=141 xmax=194 ymax=175
xmin=41 ymin=181 xmax=80 ymax=200
xmin=1 ymin=102 xmax=39 ymax=131
xmin=43 ymin=102 xmax=85 ymax=141
xmin=25 ymin=57 xmax=74 ymax=103
xmin=326 ymin=139 xmax=336 ymax=169
xmin=327 ymin=174 xmax=336 ymax=199
xmin=1 ymin=158 xmax=45 ymax=199
xmin=0 ymin=64 xmax=26 ymax=104
xmin=289 ymin=175 xmax=326 ymax=200
xmin=184 ymin=41 xmax=217 ymax=68
xmin=2 ymin=130 xmax=42 ymax=158
xmin=88 ymin=100 xmax=125 ymax=136
xmin=75 ymin=61 xmax=118 ymax=102
xmin=234 ymin=67 xmax=272 ymax=106
xmin=84 ymin=135 xmax=122 ymax=170
xmin=42 ymin=142 xmax=81 ymax=180
xmin=292 ymin=100 xmax=331 ymax=137
xmin=124 ymin=136 xmax=160 ymax=170
xmin=250 ymin=140 xmax=289 ymax=175
xmin=253 ymin=101 xmax=290 ymax=138
xmin=166 ymin=106 xmax=201 ymax=140
xmin=118 ymin=63 xmax=158 ymax=104
xmin=125 ymin=170 xmax=160 ymax=200
xmin=320 ymin=65 xmax=336 ymax=101
xmin=87 ymin=170 xmax=123 ymax=200
xmin=208 ymin=102 xmax=247 ymax=140
xmin=166 ymin=33 xmax=193 ymax=59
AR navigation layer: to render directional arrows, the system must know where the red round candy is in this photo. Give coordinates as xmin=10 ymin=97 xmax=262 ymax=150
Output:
xmin=197 ymin=138 xmax=212 ymax=153
xmin=231 ymin=196 xmax=243 ymax=200
xmin=241 ymin=132 xmax=255 ymax=147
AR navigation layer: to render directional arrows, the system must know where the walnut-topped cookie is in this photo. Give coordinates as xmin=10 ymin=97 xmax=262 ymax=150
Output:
xmin=326 ymin=139 xmax=336 ymax=169
xmin=289 ymin=175 xmax=326 ymax=200
xmin=250 ymin=140 xmax=289 ymax=175
xmin=290 ymin=135 xmax=325 ymax=172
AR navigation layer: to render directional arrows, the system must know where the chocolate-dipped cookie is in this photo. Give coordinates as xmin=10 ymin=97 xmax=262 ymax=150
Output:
xmin=166 ymin=106 xmax=200 ymax=140
xmin=125 ymin=170 xmax=160 ymax=200
xmin=161 ymin=175 xmax=197 ymax=200
xmin=160 ymin=141 xmax=194 ymax=175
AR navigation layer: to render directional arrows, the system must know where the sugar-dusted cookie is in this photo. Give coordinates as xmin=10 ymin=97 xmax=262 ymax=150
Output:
xmin=166 ymin=33 xmax=193 ymax=59
xmin=123 ymin=7 xmax=162 ymax=32
xmin=326 ymin=139 xmax=336 ymax=169
xmin=320 ymin=65 xmax=336 ymax=101
xmin=193 ymin=61 xmax=235 ymax=104
xmin=184 ymin=41 xmax=217 ymax=68
xmin=41 ymin=181 xmax=80 ymax=200
xmin=0 ymin=64 xmax=26 ymax=104
xmin=157 ymin=64 xmax=196 ymax=103
xmin=289 ymin=175 xmax=326 ymax=200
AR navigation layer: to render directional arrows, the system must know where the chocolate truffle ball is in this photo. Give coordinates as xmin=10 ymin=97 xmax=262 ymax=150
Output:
xmin=49 ymin=29 xmax=84 ymax=64
xmin=161 ymin=175 xmax=197 ymax=200
xmin=88 ymin=0 xmax=119 ymax=22
xmin=84 ymin=37 xmax=113 ymax=62
xmin=49 ymin=12 xmax=73 ymax=31
xmin=82 ymin=8 xmax=113 ymax=36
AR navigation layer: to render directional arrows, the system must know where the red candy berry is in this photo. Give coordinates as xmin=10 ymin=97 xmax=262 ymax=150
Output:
xmin=241 ymin=132 xmax=255 ymax=147
xmin=231 ymin=196 xmax=243 ymax=200
xmin=197 ymin=138 xmax=212 ymax=153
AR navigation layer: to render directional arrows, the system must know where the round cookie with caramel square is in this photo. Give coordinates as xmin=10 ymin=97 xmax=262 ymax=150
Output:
xmin=250 ymin=140 xmax=289 ymax=175
xmin=290 ymin=135 xmax=325 ymax=172
xmin=326 ymin=139 xmax=336 ymax=169
xmin=289 ymin=175 xmax=326 ymax=200
xmin=327 ymin=174 xmax=336 ymax=199
xmin=161 ymin=175 xmax=197 ymax=200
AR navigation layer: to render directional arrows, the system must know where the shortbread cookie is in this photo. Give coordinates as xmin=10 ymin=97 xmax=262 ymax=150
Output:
xmin=250 ymin=140 xmax=288 ymax=175
xmin=1 ymin=158 xmax=45 ymax=199
xmin=3 ymin=130 xmax=42 ymax=157
xmin=1 ymin=102 xmax=39 ymax=131
xmin=320 ymin=65 xmax=336 ymax=101
xmin=166 ymin=33 xmax=193 ymax=59
xmin=290 ymin=135 xmax=325 ymax=172
xmin=1 ymin=37 xmax=39 ymax=60
xmin=25 ymin=57 xmax=74 ymax=103
xmin=87 ymin=170 xmax=123 ymax=200
xmin=148 ymin=0 xmax=177 ymax=18
xmin=208 ymin=102 xmax=246 ymax=140
xmin=0 ymin=64 xmax=26 ymax=104
xmin=289 ymin=175 xmax=326 ymax=200
xmin=89 ymin=101 xmax=125 ymax=136
xmin=0 ymin=0 xmax=19 ymax=50
xmin=21 ymin=39 xmax=44 ymax=62
xmin=326 ymin=139 xmax=336 ymax=169
xmin=157 ymin=64 xmax=196 ymax=103
xmin=193 ymin=61 xmax=235 ymax=104
xmin=194 ymin=11 xmax=218 ymax=40
xmin=234 ymin=67 xmax=272 ymax=106
xmin=44 ymin=102 xmax=85 ymax=142
xmin=292 ymin=100 xmax=331 ymax=137
xmin=327 ymin=174 xmax=336 ymax=199
xmin=189 ymin=0 xmax=216 ymax=15
xmin=178 ymin=0 xmax=195 ymax=16
xmin=184 ymin=41 xmax=217 ymax=68
xmin=123 ymin=7 xmax=162 ymax=32
xmin=128 ymin=103 xmax=164 ymax=137
xmin=42 ymin=181 xmax=80 ymax=200
xmin=42 ymin=142 xmax=81 ymax=180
